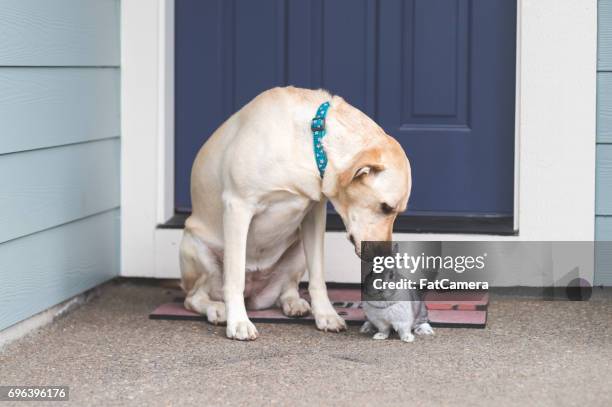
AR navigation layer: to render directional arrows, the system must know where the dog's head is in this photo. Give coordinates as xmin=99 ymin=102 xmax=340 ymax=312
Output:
xmin=329 ymin=137 xmax=411 ymax=258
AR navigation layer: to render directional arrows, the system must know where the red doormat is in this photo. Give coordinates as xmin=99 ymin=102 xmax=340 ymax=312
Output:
xmin=150 ymin=289 xmax=488 ymax=328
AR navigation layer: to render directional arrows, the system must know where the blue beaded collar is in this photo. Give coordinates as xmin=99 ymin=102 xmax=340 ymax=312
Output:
xmin=311 ymin=101 xmax=331 ymax=177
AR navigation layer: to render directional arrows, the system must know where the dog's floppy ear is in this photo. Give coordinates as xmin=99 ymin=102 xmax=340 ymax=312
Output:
xmin=354 ymin=166 xmax=372 ymax=177
xmin=339 ymin=148 xmax=385 ymax=187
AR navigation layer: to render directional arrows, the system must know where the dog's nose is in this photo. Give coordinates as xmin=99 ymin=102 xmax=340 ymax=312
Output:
xmin=349 ymin=234 xmax=355 ymax=245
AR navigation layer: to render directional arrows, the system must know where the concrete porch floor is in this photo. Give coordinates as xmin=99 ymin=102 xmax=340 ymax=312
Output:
xmin=1 ymin=280 xmax=611 ymax=407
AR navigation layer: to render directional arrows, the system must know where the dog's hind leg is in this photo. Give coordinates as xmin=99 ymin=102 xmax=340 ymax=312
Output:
xmin=185 ymin=276 xmax=226 ymax=324
xmin=180 ymin=230 xmax=226 ymax=324
xmin=247 ymin=238 xmax=311 ymax=317
xmin=277 ymin=239 xmax=311 ymax=317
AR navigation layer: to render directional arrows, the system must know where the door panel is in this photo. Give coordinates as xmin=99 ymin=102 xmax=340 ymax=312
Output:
xmin=376 ymin=0 xmax=516 ymax=214
xmin=175 ymin=0 xmax=516 ymax=220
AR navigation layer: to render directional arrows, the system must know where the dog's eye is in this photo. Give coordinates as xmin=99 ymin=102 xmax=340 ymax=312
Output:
xmin=380 ymin=203 xmax=394 ymax=215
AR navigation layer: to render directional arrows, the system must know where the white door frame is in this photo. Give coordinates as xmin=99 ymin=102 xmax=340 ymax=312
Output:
xmin=121 ymin=0 xmax=596 ymax=281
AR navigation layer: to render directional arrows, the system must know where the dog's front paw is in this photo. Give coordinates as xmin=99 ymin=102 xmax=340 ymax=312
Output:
xmin=314 ymin=311 xmax=347 ymax=332
xmin=282 ymin=297 xmax=311 ymax=317
xmin=414 ymin=322 xmax=435 ymax=336
xmin=226 ymin=318 xmax=258 ymax=341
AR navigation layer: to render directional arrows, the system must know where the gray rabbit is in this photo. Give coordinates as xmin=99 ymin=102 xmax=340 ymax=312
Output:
xmin=361 ymin=249 xmax=434 ymax=342
xmin=361 ymin=300 xmax=433 ymax=342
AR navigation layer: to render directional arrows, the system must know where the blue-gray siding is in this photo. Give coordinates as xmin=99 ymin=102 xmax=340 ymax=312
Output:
xmin=0 ymin=0 xmax=120 ymax=330
xmin=0 ymin=210 xmax=119 ymax=329
xmin=0 ymin=68 xmax=120 ymax=154
xmin=596 ymin=217 xmax=612 ymax=284
xmin=597 ymin=0 xmax=612 ymax=285
xmin=0 ymin=0 xmax=120 ymax=66
xmin=0 ymin=139 xmax=120 ymax=244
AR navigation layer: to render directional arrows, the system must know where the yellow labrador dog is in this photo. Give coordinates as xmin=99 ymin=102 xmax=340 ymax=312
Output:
xmin=180 ymin=87 xmax=411 ymax=340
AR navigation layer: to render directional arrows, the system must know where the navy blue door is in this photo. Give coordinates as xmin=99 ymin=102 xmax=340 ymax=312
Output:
xmin=175 ymin=0 xmax=516 ymax=229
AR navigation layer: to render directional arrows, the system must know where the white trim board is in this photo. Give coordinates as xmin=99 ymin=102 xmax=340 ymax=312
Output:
xmin=121 ymin=0 xmax=597 ymax=282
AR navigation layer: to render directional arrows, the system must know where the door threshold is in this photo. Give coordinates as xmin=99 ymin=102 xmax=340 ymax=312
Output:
xmin=160 ymin=213 xmax=516 ymax=235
